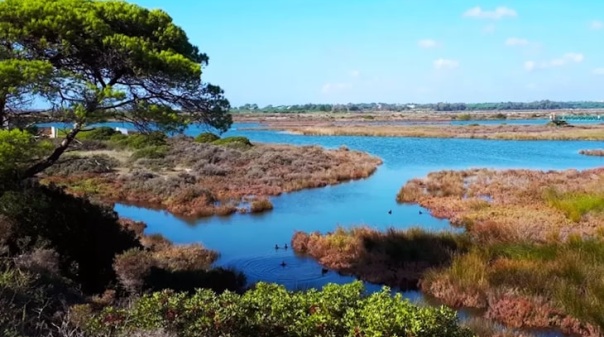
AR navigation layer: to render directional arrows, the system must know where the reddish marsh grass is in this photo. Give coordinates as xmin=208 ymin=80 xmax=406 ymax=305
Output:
xmin=422 ymin=239 xmax=604 ymax=337
xmin=397 ymin=168 xmax=604 ymax=242
xmin=580 ymin=149 xmax=604 ymax=156
xmin=279 ymin=124 xmax=604 ymax=140
xmin=291 ymin=226 xmax=468 ymax=289
xmin=398 ymin=168 xmax=604 ymax=335
xmin=43 ymin=136 xmax=382 ymax=217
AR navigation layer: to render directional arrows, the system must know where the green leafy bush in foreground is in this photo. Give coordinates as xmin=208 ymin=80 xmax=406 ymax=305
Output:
xmin=85 ymin=281 xmax=473 ymax=337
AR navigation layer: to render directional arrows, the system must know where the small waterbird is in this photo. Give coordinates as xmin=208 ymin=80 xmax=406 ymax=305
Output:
xmin=275 ymin=244 xmax=280 ymax=250
xmin=388 ymin=210 xmax=392 ymax=215
xmin=284 ymin=243 xmax=288 ymax=250
xmin=280 ymin=260 xmax=287 ymax=267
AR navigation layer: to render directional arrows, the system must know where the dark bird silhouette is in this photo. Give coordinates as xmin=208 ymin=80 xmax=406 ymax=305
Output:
xmin=284 ymin=244 xmax=288 ymax=250
xmin=280 ymin=261 xmax=287 ymax=267
xmin=275 ymin=244 xmax=280 ymax=250
xmin=321 ymin=268 xmax=328 ymax=275
xmin=418 ymin=210 xmax=423 ymax=215
xmin=388 ymin=210 xmax=392 ymax=215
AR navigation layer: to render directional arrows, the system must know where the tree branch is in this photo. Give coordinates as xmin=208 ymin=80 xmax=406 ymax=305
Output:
xmin=22 ymin=124 xmax=82 ymax=178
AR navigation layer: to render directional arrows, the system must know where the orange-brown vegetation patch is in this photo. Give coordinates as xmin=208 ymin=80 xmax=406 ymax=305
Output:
xmin=580 ymin=149 xmax=604 ymax=156
xmin=398 ymin=168 xmax=604 ymax=241
xmin=42 ymin=136 xmax=381 ymax=217
xmin=276 ymin=124 xmax=604 ymax=140
xmin=397 ymin=168 xmax=604 ymax=335
xmin=291 ymin=227 xmax=467 ymax=289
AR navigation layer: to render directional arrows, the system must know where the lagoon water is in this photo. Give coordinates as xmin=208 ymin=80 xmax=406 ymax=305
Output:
xmin=110 ymin=122 xmax=603 ymax=296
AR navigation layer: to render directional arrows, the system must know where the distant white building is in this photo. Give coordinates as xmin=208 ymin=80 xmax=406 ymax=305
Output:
xmin=38 ymin=126 xmax=59 ymax=138
xmin=115 ymin=127 xmax=130 ymax=135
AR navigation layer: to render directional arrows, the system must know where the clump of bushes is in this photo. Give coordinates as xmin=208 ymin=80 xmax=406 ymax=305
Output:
xmin=212 ymin=136 xmax=253 ymax=148
xmin=111 ymin=132 xmax=168 ymax=150
xmin=77 ymin=126 xmax=117 ymax=141
xmin=579 ymin=149 xmax=604 ymax=157
xmin=83 ymin=281 xmax=473 ymax=337
xmin=195 ymin=132 xmax=220 ymax=143
xmin=250 ymin=198 xmax=273 ymax=213
xmin=45 ymin=154 xmax=120 ymax=176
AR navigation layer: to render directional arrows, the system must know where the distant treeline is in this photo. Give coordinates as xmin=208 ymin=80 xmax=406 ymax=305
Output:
xmin=233 ymin=100 xmax=604 ymax=113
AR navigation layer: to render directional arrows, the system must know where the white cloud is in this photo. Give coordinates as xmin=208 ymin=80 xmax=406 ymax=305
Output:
xmin=418 ymin=39 xmax=439 ymax=48
xmin=505 ymin=37 xmax=529 ymax=47
xmin=349 ymin=70 xmax=361 ymax=78
xmin=524 ymin=61 xmax=536 ymax=71
xmin=463 ymin=6 xmax=517 ymax=20
xmin=433 ymin=58 xmax=459 ymax=70
xmin=321 ymin=82 xmax=352 ymax=94
xmin=593 ymin=68 xmax=604 ymax=75
xmin=525 ymin=53 xmax=584 ymax=71
xmin=591 ymin=20 xmax=603 ymax=30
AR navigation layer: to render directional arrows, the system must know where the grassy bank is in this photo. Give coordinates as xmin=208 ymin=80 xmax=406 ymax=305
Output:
xmin=41 ymin=129 xmax=382 ymax=217
xmin=278 ymin=124 xmax=604 ymax=140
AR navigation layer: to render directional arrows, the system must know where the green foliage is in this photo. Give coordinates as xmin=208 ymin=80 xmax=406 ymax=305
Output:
xmin=0 ymin=129 xmax=51 ymax=176
xmin=544 ymin=189 xmax=604 ymax=222
xmin=0 ymin=59 xmax=53 ymax=126
xmin=85 ymin=281 xmax=473 ymax=337
xmin=77 ymin=126 xmax=117 ymax=141
xmin=194 ymin=132 xmax=220 ymax=143
xmin=212 ymin=136 xmax=253 ymax=148
xmin=112 ymin=132 xmax=168 ymax=150
xmin=456 ymin=114 xmax=472 ymax=121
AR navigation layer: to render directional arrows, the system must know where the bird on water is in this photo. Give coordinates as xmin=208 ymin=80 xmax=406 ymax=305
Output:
xmin=388 ymin=210 xmax=392 ymax=215
xmin=280 ymin=261 xmax=287 ymax=267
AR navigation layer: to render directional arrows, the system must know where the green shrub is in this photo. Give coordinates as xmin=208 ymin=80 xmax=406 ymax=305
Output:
xmin=195 ymin=132 xmax=220 ymax=143
xmin=131 ymin=146 xmax=169 ymax=160
xmin=85 ymin=281 xmax=473 ymax=337
xmin=457 ymin=114 xmax=472 ymax=121
xmin=77 ymin=127 xmax=117 ymax=141
xmin=111 ymin=132 xmax=168 ymax=150
xmin=212 ymin=136 xmax=252 ymax=148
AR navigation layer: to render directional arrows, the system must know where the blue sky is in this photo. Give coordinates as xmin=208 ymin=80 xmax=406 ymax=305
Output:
xmin=133 ymin=0 xmax=604 ymax=106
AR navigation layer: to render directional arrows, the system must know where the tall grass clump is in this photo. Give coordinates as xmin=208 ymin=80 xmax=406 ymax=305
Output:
xmin=544 ymin=189 xmax=604 ymax=222
xmin=423 ymin=238 xmax=604 ymax=334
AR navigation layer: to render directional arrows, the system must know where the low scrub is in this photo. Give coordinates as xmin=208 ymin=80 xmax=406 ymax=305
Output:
xmin=212 ymin=136 xmax=253 ymax=148
xmin=83 ymin=281 xmax=473 ymax=337
xmin=45 ymin=154 xmax=120 ymax=176
xmin=44 ymin=137 xmax=382 ymax=217
xmin=250 ymin=197 xmax=273 ymax=213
